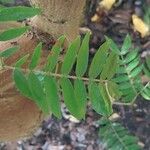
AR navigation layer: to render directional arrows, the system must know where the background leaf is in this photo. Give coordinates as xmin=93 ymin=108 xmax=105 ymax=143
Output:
xmin=99 ymin=119 xmax=141 ymax=150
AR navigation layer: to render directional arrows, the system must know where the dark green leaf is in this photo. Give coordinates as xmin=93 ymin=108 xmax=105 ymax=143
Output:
xmin=101 ymin=52 xmax=119 ymax=80
xmin=60 ymin=78 xmax=81 ymax=119
xmin=76 ymin=32 xmax=90 ymax=77
xmin=107 ymin=81 xmax=122 ymax=100
xmin=74 ymin=79 xmax=87 ymax=119
xmin=0 ymin=6 xmax=41 ymax=22
xmin=105 ymin=36 xmax=120 ymax=54
xmin=29 ymin=42 xmax=42 ymax=70
xmin=89 ymin=41 xmax=109 ymax=78
xmin=44 ymin=76 xmax=61 ymax=118
xmin=0 ymin=46 xmax=19 ymax=58
xmin=0 ymin=26 xmax=29 ymax=41
xmin=61 ymin=36 xmax=80 ymax=74
xmin=121 ymin=34 xmax=131 ymax=54
xmin=88 ymin=82 xmax=113 ymax=116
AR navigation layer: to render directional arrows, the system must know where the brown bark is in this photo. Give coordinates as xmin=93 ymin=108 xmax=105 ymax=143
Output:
xmin=29 ymin=0 xmax=86 ymax=42
xmin=0 ymin=34 xmax=47 ymax=141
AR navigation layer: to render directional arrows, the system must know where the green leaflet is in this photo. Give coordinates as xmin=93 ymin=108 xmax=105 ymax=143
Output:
xmin=0 ymin=6 xmax=41 ymax=22
xmin=141 ymin=84 xmax=150 ymax=100
xmin=143 ymin=57 xmax=150 ymax=77
xmin=146 ymin=56 xmax=150 ymax=69
xmin=0 ymin=0 xmax=14 ymax=4
xmin=44 ymin=76 xmax=61 ymax=118
xmin=88 ymin=82 xmax=113 ymax=116
xmin=129 ymin=65 xmax=143 ymax=78
xmin=29 ymin=42 xmax=42 ymax=70
xmin=61 ymin=36 xmax=81 ymax=74
xmin=105 ymin=36 xmax=120 ymax=54
xmin=0 ymin=46 xmax=19 ymax=58
xmin=121 ymin=34 xmax=132 ymax=55
xmin=101 ymin=52 xmax=119 ymax=80
xmin=13 ymin=69 xmax=32 ymax=99
xmin=15 ymin=54 xmax=29 ymax=67
xmin=89 ymin=41 xmax=109 ymax=78
xmin=74 ymin=79 xmax=87 ymax=119
xmin=28 ymin=72 xmax=48 ymax=114
xmin=60 ymin=78 xmax=81 ymax=119
xmin=123 ymin=50 xmax=138 ymax=64
xmin=0 ymin=26 xmax=29 ymax=41
xmin=44 ymin=35 xmax=65 ymax=72
xmin=76 ymin=32 xmax=90 ymax=77
xmin=107 ymin=81 xmax=122 ymax=100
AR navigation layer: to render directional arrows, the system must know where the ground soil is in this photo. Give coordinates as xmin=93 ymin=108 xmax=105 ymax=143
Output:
xmin=0 ymin=0 xmax=150 ymax=150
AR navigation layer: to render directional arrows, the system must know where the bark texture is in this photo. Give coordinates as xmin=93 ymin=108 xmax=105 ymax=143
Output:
xmin=29 ymin=0 xmax=86 ymax=42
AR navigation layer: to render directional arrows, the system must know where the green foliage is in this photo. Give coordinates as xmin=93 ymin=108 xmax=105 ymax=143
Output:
xmin=0 ymin=0 xmax=15 ymax=4
xmin=0 ymin=46 xmax=19 ymax=58
xmin=1 ymin=32 xmax=120 ymax=118
xmin=143 ymin=5 xmax=150 ymax=26
xmin=1 ymin=33 xmax=150 ymax=119
xmin=0 ymin=6 xmax=40 ymax=22
xmin=107 ymin=35 xmax=143 ymax=103
xmin=0 ymin=4 xmax=149 ymax=148
xmin=29 ymin=42 xmax=42 ymax=70
xmin=99 ymin=118 xmax=141 ymax=150
xmin=0 ymin=26 xmax=30 ymax=41
xmin=143 ymin=56 xmax=150 ymax=78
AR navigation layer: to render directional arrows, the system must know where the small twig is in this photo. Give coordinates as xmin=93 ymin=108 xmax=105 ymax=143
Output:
xmin=2 ymin=65 xmax=107 ymax=84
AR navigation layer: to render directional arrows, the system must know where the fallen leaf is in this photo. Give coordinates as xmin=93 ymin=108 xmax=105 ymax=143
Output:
xmin=91 ymin=14 xmax=101 ymax=22
xmin=132 ymin=14 xmax=149 ymax=38
xmin=99 ymin=0 xmax=116 ymax=10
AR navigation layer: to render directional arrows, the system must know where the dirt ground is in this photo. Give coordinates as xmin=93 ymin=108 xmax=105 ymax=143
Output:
xmin=0 ymin=0 xmax=150 ymax=150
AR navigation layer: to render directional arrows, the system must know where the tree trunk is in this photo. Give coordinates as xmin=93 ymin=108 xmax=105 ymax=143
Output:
xmin=29 ymin=0 xmax=86 ymax=42
xmin=0 ymin=0 xmax=86 ymax=141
